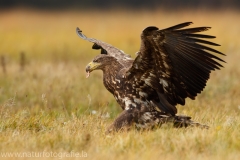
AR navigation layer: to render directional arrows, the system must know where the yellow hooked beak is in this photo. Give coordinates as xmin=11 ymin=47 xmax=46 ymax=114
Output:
xmin=85 ymin=61 xmax=101 ymax=78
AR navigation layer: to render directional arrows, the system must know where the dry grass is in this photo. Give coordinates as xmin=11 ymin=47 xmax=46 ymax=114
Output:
xmin=0 ymin=8 xmax=240 ymax=160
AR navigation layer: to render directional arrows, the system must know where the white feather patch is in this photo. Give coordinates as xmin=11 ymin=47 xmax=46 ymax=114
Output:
xmin=123 ymin=97 xmax=135 ymax=110
xmin=160 ymin=79 xmax=168 ymax=87
xmin=139 ymin=91 xmax=148 ymax=97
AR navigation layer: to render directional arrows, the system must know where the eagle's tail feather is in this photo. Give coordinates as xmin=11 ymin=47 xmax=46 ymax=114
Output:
xmin=158 ymin=114 xmax=209 ymax=129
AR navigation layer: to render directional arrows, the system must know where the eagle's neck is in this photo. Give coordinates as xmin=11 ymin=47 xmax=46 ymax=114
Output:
xmin=102 ymin=62 xmax=123 ymax=94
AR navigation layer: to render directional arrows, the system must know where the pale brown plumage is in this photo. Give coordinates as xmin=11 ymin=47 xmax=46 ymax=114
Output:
xmin=76 ymin=22 xmax=225 ymax=132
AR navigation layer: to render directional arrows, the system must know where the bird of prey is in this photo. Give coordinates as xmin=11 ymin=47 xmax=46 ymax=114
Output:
xmin=76 ymin=22 xmax=225 ymax=133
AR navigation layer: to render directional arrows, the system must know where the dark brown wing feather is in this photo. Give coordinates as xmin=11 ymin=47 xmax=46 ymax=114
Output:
xmin=126 ymin=22 xmax=225 ymax=114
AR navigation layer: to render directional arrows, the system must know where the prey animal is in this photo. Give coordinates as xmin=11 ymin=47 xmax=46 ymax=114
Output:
xmin=76 ymin=22 xmax=225 ymax=133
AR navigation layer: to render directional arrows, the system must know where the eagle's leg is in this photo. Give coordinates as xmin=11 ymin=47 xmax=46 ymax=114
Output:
xmin=106 ymin=110 xmax=134 ymax=134
xmin=106 ymin=106 xmax=148 ymax=134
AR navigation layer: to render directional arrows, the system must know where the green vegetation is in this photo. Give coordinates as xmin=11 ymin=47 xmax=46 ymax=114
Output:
xmin=0 ymin=8 xmax=239 ymax=160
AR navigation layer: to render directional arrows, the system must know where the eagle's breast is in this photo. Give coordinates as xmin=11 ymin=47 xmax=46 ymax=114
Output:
xmin=114 ymin=75 xmax=155 ymax=111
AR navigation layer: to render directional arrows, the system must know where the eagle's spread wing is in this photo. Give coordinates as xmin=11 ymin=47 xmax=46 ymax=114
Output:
xmin=76 ymin=27 xmax=133 ymax=65
xmin=126 ymin=22 xmax=225 ymax=111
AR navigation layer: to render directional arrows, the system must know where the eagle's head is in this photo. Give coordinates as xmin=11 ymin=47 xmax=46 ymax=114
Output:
xmin=85 ymin=55 xmax=118 ymax=78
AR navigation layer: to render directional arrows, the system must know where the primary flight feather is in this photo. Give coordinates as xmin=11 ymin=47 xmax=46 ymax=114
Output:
xmin=76 ymin=22 xmax=225 ymax=132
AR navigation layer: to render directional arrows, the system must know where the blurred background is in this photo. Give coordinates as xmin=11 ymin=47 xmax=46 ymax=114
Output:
xmin=0 ymin=1 xmax=239 ymax=116
xmin=0 ymin=0 xmax=240 ymax=10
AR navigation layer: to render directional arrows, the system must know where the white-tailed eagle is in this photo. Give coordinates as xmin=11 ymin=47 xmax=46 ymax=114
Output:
xmin=76 ymin=22 xmax=225 ymax=133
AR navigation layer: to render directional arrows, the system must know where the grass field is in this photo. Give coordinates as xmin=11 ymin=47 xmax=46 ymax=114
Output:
xmin=0 ymin=8 xmax=240 ymax=160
